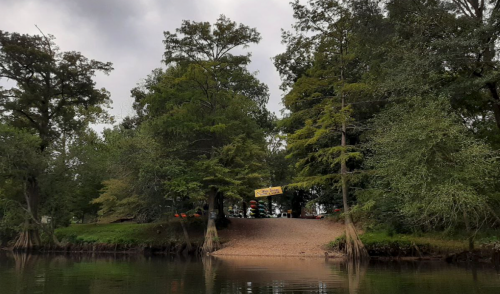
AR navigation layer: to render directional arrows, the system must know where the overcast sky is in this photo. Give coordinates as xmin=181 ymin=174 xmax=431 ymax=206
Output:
xmin=1 ymin=0 xmax=295 ymax=129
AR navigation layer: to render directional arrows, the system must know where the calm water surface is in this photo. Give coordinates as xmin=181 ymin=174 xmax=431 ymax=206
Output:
xmin=0 ymin=253 xmax=499 ymax=293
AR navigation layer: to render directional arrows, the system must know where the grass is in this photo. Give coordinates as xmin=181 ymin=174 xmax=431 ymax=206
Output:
xmin=55 ymin=218 xmax=205 ymax=246
xmin=328 ymin=231 xmax=470 ymax=255
xmin=360 ymin=231 xmax=468 ymax=252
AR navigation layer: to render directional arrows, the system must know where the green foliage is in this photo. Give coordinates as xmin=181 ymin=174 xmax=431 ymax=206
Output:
xmin=0 ymin=124 xmax=43 ymax=241
xmin=91 ymin=179 xmax=143 ymax=223
xmin=275 ymin=0 xmax=381 ymax=210
xmin=365 ymin=97 xmax=500 ymax=229
xmin=0 ymin=30 xmax=113 ymax=244
xmin=0 ymin=123 xmax=44 ymax=179
xmin=329 ymin=230 xmax=471 ymax=254
xmin=328 ymin=234 xmax=346 ymax=251
xmin=0 ymin=30 xmax=113 ymax=148
xmin=55 ymin=219 xmax=205 ymax=245
xmin=0 ymin=198 xmax=23 ymax=245
xmin=132 ymin=16 xmax=272 ymax=207
xmin=378 ymin=0 xmax=500 ymax=145
xmin=90 ymin=127 xmax=179 ymax=223
xmin=360 ymin=231 xmax=468 ymax=253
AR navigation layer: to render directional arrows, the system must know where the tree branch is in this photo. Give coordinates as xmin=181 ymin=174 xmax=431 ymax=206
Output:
xmin=14 ymin=109 xmax=39 ymax=129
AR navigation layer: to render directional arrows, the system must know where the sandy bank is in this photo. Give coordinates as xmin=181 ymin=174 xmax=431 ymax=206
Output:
xmin=213 ymin=218 xmax=344 ymax=257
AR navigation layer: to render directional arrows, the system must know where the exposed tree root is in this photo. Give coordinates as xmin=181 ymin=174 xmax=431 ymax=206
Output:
xmin=345 ymin=220 xmax=369 ymax=261
xmin=13 ymin=221 xmax=41 ymax=252
xmin=202 ymin=190 xmax=221 ymax=253
xmin=202 ymin=219 xmax=221 ymax=253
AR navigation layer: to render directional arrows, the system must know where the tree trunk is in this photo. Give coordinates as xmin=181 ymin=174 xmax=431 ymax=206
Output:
xmin=176 ymin=208 xmax=193 ymax=252
xmin=180 ymin=219 xmax=193 ymax=252
xmin=216 ymin=191 xmax=225 ymax=220
xmin=267 ymin=196 xmax=272 ymax=215
xmin=463 ymin=210 xmax=475 ymax=251
xmin=202 ymin=189 xmax=221 ymax=253
xmin=242 ymin=201 xmax=247 ymax=218
xmin=215 ymin=191 xmax=230 ymax=226
xmin=340 ymin=75 xmax=369 ymax=261
xmin=14 ymin=177 xmax=41 ymax=251
xmin=291 ymin=190 xmax=304 ymax=218
xmin=485 ymin=83 xmax=500 ymax=130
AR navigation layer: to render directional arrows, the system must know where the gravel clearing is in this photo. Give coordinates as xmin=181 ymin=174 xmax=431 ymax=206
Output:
xmin=213 ymin=218 xmax=344 ymax=257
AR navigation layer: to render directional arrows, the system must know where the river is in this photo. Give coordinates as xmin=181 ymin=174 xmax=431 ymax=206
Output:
xmin=0 ymin=253 xmax=499 ymax=293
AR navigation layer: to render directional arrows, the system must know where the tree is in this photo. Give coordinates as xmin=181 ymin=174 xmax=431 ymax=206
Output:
xmin=90 ymin=126 xmax=177 ymax=223
xmin=0 ymin=124 xmax=43 ymax=247
xmin=367 ymin=97 xmax=500 ymax=249
xmin=275 ymin=0 xmax=373 ymax=260
xmin=0 ymin=30 xmax=112 ymax=249
xmin=130 ymin=16 xmax=271 ymax=253
xmin=66 ymin=129 xmax=109 ymax=223
xmin=375 ymin=1 xmax=500 ymax=145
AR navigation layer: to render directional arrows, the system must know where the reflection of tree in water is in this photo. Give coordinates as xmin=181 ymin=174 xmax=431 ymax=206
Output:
xmin=13 ymin=253 xmax=40 ymax=292
xmin=346 ymin=261 xmax=368 ymax=294
xmin=212 ymin=256 xmax=350 ymax=293
xmin=13 ymin=252 xmax=39 ymax=272
xmin=203 ymin=256 xmax=221 ymax=294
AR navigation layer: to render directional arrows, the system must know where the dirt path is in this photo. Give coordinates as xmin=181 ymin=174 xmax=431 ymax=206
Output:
xmin=213 ymin=218 xmax=344 ymax=257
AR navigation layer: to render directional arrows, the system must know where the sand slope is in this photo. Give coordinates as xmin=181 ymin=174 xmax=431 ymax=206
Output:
xmin=213 ymin=218 xmax=344 ymax=257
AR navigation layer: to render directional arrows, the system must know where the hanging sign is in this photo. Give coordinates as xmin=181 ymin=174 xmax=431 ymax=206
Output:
xmin=255 ymin=186 xmax=283 ymax=197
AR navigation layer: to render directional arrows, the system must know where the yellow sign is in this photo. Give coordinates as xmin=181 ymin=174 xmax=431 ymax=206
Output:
xmin=255 ymin=186 xmax=283 ymax=197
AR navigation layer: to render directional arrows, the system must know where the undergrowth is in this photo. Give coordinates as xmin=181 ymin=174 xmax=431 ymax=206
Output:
xmin=55 ymin=218 xmax=205 ymax=246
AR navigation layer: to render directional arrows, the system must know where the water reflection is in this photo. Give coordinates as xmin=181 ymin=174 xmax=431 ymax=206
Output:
xmin=212 ymin=256 xmax=348 ymax=293
xmin=0 ymin=252 xmax=499 ymax=293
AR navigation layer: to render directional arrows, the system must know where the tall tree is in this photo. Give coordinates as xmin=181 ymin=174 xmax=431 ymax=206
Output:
xmin=275 ymin=0 xmax=374 ymax=260
xmin=132 ymin=16 xmax=271 ymax=253
xmin=0 ymin=31 xmax=112 ymax=249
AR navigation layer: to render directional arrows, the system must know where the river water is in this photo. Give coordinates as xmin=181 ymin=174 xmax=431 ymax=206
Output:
xmin=0 ymin=253 xmax=499 ymax=293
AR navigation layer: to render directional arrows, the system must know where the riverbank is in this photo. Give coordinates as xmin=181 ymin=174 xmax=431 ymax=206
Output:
xmin=33 ymin=219 xmax=206 ymax=254
xmin=214 ymin=218 xmax=344 ymax=257
xmin=329 ymin=230 xmax=500 ymax=263
xmin=3 ymin=219 xmax=498 ymax=262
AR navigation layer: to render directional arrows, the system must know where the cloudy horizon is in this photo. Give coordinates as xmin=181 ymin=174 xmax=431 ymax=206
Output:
xmin=1 ymin=0 xmax=295 ymax=130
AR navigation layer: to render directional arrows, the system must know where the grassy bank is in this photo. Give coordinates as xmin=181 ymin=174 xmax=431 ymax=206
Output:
xmin=360 ymin=232 xmax=468 ymax=256
xmin=55 ymin=218 xmax=205 ymax=247
xmin=329 ymin=231 xmax=500 ymax=257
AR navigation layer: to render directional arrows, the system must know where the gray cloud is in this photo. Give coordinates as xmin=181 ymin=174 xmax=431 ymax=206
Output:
xmin=0 ymin=0 xmax=295 ymax=127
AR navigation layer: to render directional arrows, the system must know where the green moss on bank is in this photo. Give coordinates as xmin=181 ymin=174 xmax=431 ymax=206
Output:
xmin=55 ymin=219 xmax=205 ymax=246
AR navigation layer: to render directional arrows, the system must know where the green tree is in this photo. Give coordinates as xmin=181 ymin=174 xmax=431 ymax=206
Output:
xmin=275 ymin=0 xmax=374 ymax=260
xmin=0 ymin=30 xmax=112 ymax=249
xmin=367 ymin=97 xmax=500 ymax=249
xmin=376 ymin=1 xmax=500 ymax=145
xmin=0 ymin=124 xmax=43 ymax=246
xmin=131 ymin=16 xmax=271 ymax=252
xmin=90 ymin=126 xmax=177 ymax=223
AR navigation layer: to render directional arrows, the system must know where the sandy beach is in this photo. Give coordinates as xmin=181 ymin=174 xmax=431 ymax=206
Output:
xmin=214 ymin=218 xmax=344 ymax=257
